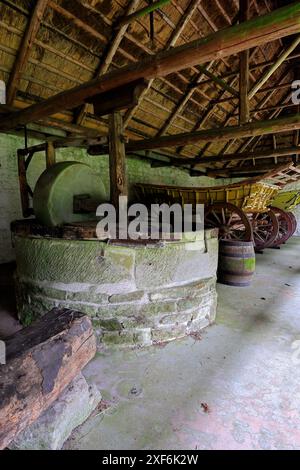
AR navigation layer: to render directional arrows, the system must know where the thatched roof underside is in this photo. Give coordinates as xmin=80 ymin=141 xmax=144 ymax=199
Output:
xmin=0 ymin=0 xmax=298 ymax=175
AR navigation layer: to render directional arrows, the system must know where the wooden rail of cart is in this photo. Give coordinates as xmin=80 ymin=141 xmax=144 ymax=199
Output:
xmin=135 ymin=164 xmax=300 ymax=250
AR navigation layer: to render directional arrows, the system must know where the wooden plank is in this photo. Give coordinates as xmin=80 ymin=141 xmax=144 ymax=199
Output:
xmin=0 ymin=308 xmax=96 ymax=450
xmin=2 ymin=2 xmax=300 ymax=131
xmin=6 ymin=0 xmax=48 ymax=106
xmin=109 ymin=112 xmax=127 ymax=212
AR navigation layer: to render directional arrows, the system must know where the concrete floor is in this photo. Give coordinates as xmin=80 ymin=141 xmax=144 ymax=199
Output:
xmin=64 ymin=239 xmax=300 ymax=449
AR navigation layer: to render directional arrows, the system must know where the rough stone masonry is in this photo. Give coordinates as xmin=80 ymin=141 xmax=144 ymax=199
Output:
xmin=14 ymin=229 xmax=218 ymax=348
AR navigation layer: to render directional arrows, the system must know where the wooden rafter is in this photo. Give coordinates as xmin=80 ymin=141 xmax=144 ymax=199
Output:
xmin=216 ymin=66 xmax=292 ymax=156
xmin=123 ymin=0 xmax=202 ymax=129
xmin=239 ymin=0 xmax=250 ymax=124
xmin=249 ymin=34 xmax=300 ymax=99
xmin=6 ymin=0 xmax=48 ymax=106
xmin=76 ymin=0 xmax=141 ymax=126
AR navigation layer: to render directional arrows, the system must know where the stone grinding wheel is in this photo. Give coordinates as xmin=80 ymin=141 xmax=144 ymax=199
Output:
xmin=33 ymin=162 xmax=108 ymax=227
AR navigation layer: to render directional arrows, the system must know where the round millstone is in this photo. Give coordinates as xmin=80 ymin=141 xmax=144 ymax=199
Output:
xmin=33 ymin=161 xmax=108 ymax=227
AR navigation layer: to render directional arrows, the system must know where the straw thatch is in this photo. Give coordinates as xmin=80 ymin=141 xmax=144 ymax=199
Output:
xmin=0 ymin=0 xmax=298 ymax=174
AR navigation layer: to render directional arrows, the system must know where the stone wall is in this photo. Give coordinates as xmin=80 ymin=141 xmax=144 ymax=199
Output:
xmin=0 ymin=133 xmax=232 ymax=264
xmin=14 ymin=229 xmax=218 ymax=348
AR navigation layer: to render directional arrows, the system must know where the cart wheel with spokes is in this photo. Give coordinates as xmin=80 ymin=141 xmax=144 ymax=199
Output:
xmin=251 ymin=209 xmax=279 ymax=250
xmin=287 ymin=212 xmax=297 ymax=236
xmin=205 ymin=202 xmax=253 ymax=242
xmin=270 ymin=207 xmax=294 ymax=247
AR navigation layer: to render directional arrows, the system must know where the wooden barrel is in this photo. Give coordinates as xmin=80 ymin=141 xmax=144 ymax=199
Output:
xmin=218 ymin=240 xmax=255 ymax=287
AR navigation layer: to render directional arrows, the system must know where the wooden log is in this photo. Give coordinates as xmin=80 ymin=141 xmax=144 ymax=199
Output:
xmin=125 ymin=112 xmax=300 ymax=152
xmin=0 ymin=308 xmax=96 ymax=450
xmin=1 ymin=2 xmax=300 ymax=130
xmin=88 ymin=79 xmax=149 ymax=117
xmin=109 ymin=112 xmax=128 ymax=212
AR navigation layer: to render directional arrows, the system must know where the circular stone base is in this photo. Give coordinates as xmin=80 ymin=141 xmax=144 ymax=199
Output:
xmin=14 ymin=230 xmax=218 ymax=348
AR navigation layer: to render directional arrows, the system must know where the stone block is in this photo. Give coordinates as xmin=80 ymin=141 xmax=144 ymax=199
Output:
xmin=149 ymin=278 xmax=215 ymax=302
xmin=108 ymin=291 xmax=146 ymax=304
xmin=14 ymin=238 xmax=135 ymax=286
xmin=151 ymin=324 xmax=188 ymax=343
xmin=139 ymin=301 xmax=177 ymax=317
xmin=10 ymin=373 xmax=101 ymax=450
xmin=101 ymin=328 xmax=152 ymax=348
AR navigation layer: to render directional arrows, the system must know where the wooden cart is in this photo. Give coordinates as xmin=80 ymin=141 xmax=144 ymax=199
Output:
xmin=270 ymin=190 xmax=300 ymax=244
xmin=135 ymin=164 xmax=300 ymax=250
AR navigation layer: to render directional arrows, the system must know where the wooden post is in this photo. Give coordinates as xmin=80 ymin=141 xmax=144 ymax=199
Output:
xmin=239 ymin=0 xmax=250 ymax=124
xmin=17 ymin=150 xmax=32 ymax=218
xmin=109 ymin=112 xmax=127 ymax=213
xmin=46 ymin=141 xmax=56 ymax=168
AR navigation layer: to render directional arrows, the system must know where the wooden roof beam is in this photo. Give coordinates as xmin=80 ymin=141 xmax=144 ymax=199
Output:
xmin=125 ymin=112 xmax=300 ymax=152
xmin=193 ymin=146 xmax=300 ymax=167
xmin=1 ymin=2 xmax=300 ymax=131
xmin=6 ymin=0 xmax=48 ymax=106
xmin=249 ymin=34 xmax=300 ymax=99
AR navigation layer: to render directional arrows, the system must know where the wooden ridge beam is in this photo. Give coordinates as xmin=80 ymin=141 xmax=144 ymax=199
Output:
xmin=1 ymin=2 xmax=300 ymax=131
xmin=125 ymin=112 xmax=300 ymax=152
xmin=6 ymin=0 xmax=48 ymax=106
